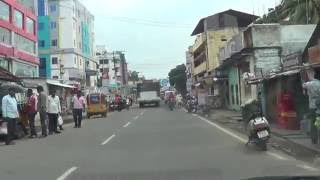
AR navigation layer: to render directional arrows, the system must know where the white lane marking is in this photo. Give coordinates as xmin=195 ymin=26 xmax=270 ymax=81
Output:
xmin=266 ymin=152 xmax=288 ymax=160
xmin=56 ymin=166 xmax=78 ymax=180
xmin=296 ymin=164 xmax=319 ymax=171
xmin=123 ymin=122 xmax=131 ymax=128
xmin=133 ymin=116 xmax=139 ymax=120
xmin=101 ymin=134 xmax=116 ymax=145
xmin=140 ymin=111 xmax=145 ymax=116
xmin=196 ymin=115 xmax=246 ymax=143
xmin=195 ymin=114 xmax=288 ymax=161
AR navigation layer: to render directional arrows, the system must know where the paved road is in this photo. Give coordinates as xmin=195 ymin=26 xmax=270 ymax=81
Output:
xmin=0 ymin=104 xmax=319 ymax=180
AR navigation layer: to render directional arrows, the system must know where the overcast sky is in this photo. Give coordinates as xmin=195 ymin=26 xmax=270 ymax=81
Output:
xmin=82 ymin=0 xmax=281 ymax=79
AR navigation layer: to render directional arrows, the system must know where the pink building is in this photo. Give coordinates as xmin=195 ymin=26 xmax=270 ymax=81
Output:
xmin=0 ymin=0 xmax=38 ymax=77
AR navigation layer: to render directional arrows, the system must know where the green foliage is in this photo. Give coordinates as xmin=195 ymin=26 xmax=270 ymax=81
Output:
xmin=168 ymin=64 xmax=187 ymax=94
xmin=128 ymin=71 xmax=139 ymax=82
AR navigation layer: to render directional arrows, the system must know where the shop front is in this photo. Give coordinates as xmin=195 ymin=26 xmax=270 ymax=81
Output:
xmin=12 ymin=60 xmax=38 ymax=77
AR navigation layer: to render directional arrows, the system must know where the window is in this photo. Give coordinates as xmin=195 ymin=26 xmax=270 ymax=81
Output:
xmin=99 ymin=60 xmax=103 ymax=64
xmin=100 ymin=68 xmax=103 ymax=73
xmin=38 ymin=22 xmax=44 ymax=30
xmin=231 ymin=85 xmax=235 ymax=105
xmin=79 ymin=59 xmax=82 ymax=66
xmin=52 ymin=57 xmax=58 ymax=64
xmin=49 ymin=4 xmax=56 ymax=12
xmin=39 ymin=58 xmax=46 ymax=69
xmin=14 ymin=33 xmax=35 ymax=54
xmin=104 ymin=59 xmax=109 ymax=64
xmin=51 ymin=39 xmax=57 ymax=46
xmin=0 ymin=27 xmax=11 ymax=45
xmin=74 ymin=57 xmax=77 ymax=65
xmin=50 ymin=21 xmax=56 ymax=29
xmin=14 ymin=10 xmax=23 ymax=29
xmin=79 ymin=42 xmax=81 ymax=49
xmin=39 ymin=40 xmax=45 ymax=48
xmin=0 ymin=1 xmax=9 ymax=21
xmin=26 ymin=17 xmax=35 ymax=34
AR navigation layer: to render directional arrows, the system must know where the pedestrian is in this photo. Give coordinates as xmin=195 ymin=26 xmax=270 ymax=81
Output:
xmin=37 ymin=86 xmax=48 ymax=138
xmin=71 ymin=91 xmax=85 ymax=128
xmin=26 ymin=89 xmax=37 ymax=138
xmin=47 ymin=89 xmax=61 ymax=135
xmin=303 ymin=71 xmax=320 ymax=144
xmin=2 ymin=87 xmax=19 ymax=145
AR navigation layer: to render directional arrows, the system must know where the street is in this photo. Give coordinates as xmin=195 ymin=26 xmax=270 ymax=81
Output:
xmin=0 ymin=104 xmax=319 ymax=180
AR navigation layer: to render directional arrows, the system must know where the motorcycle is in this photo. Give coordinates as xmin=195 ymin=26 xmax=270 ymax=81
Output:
xmin=242 ymin=99 xmax=270 ymax=151
xmin=246 ymin=116 xmax=270 ymax=150
xmin=168 ymin=99 xmax=175 ymax=111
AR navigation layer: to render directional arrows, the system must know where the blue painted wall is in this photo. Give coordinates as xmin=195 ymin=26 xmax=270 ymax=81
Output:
xmin=81 ymin=22 xmax=90 ymax=55
xmin=38 ymin=15 xmax=51 ymax=77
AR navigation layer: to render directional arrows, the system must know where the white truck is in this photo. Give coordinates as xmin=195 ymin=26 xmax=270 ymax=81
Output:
xmin=137 ymin=81 xmax=161 ymax=108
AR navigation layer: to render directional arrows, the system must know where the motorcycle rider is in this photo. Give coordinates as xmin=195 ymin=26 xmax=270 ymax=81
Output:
xmin=168 ymin=92 xmax=175 ymax=109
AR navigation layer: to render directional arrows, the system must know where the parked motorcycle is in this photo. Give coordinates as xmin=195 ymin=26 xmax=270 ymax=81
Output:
xmin=242 ymin=98 xmax=270 ymax=151
xmin=246 ymin=116 xmax=270 ymax=151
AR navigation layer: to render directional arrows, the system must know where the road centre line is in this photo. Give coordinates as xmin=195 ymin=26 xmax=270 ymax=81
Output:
xmin=56 ymin=166 xmax=78 ymax=180
xmin=101 ymin=134 xmax=116 ymax=145
xmin=123 ymin=122 xmax=131 ymax=128
xmin=194 ymin=114 xmax=288 ymax=161
xmin=140 ymin=111 xmax=145 ymax=116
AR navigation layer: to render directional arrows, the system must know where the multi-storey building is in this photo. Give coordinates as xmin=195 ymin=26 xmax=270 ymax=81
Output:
xmin=37 ymin=0 xmax=97 ymax=87
xmin=0 ymin=0 xmax=38 ymax=77
xmin=96 ymin=45 xmax=128 ymax=90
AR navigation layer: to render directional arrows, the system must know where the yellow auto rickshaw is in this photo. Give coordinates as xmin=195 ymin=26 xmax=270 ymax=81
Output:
xmin=86 ymin=93 xmax=107 ymax=118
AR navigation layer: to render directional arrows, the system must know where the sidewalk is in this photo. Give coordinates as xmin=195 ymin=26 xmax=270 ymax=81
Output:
xmin=206 ymin=109 xmax=320 ymax=163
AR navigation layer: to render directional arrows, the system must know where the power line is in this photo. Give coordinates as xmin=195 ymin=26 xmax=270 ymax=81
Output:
xmin=56 ymin=4 xmax=193 ymax=29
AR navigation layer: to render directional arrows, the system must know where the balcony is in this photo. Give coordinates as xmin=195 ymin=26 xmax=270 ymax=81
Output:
xmin=193 ymin=61 xmax=206 ymax=75
xmin=192 ymin=33 xmax=206 ymax=53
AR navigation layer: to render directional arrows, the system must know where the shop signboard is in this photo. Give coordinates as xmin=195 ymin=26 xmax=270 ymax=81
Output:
xmin=308 ymin=45 xmax=320 ymax=64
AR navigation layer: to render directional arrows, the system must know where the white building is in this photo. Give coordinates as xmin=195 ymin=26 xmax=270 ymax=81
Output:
xmin=47 ymin=0 xmax=97 ymax=87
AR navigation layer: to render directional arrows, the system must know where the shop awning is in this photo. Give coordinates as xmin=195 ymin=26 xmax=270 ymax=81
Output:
xmin=247 ymin=69 xmax=301 ymax=84
xmin=47 ymin=80 xmax=75 ymax=88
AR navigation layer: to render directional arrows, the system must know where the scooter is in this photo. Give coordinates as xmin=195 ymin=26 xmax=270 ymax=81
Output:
xmin=246 ymin=116 xmax=270 ymax=151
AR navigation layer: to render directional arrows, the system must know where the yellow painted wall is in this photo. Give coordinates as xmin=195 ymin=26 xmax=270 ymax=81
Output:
xmin=192 ymin=33 xmax=206 ymax=52
xmin=193 ymin=61 xmax=206 ymax=75
xmin=206 ymin=28 xmax=240 ymax=71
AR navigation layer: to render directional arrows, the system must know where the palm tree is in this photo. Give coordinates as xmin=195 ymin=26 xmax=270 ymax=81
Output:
xmin=279 ymin=0 xmax=320 ymax=24
xmin=257 ymin=0 xmax=320 ymax=24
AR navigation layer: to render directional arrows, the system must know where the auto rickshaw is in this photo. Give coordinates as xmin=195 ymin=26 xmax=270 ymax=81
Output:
xmin=86 ymin=92 xmax=107 ymax=118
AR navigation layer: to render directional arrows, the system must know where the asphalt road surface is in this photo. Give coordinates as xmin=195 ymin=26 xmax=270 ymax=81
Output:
xmin=0 ymin=103 xmax=319 ymax=180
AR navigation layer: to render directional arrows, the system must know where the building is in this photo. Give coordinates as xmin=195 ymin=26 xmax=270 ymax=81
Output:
xmin=0 ymin=0 xmax=39 ymax=77
xmin=190 ymin=9 xmax=258 ymax=107
xmin=218 ymin=24 xmax=316 ymax=124
xmin=37 ymin=0 xmax=97 ymax=87
xmin=185 ymin=46 xmax=193 ymax=93
xmin=96 ymin=45 xmax=128 ymax=92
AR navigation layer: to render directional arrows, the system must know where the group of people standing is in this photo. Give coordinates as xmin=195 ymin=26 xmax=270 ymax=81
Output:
xmin=1 ymin=86 xmax=86 ymax=145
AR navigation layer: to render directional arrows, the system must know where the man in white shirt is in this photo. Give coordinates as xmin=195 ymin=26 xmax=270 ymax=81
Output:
xmin=47 ymin=89 xmax=61 ymax=135
xmin=2 ymin=87 xmax=19 ymax=145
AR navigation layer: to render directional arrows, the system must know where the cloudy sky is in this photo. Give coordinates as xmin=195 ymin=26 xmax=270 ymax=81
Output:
xmin=82 ymin=0 xmax=281 ymax=79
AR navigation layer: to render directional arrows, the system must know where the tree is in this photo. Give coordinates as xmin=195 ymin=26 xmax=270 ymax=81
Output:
xmin=128 ymin=71 xmax=139 ymax=81
xmin=168 ymin=64 xmax=187 ymax=95
xmin=257 ymin=0 xmax=320 ymax=24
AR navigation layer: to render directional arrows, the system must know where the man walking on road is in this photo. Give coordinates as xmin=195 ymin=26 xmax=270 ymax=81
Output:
xmin=26 ymin=89 xmax=37 ymax=138
xmin=2 ymin=88 xmax=19 ymax=145
xmin=47 ymin=89 xmax=61 ymax=135
xmin=37 ymin=86 xmax=47 ymax=137
xmin=72 ymin=91 xmax=85 ymax=128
